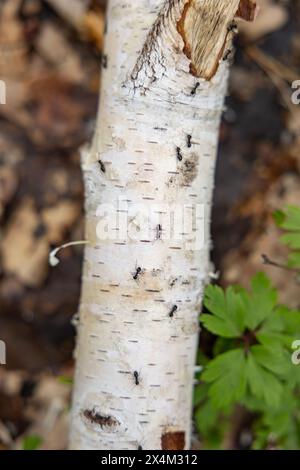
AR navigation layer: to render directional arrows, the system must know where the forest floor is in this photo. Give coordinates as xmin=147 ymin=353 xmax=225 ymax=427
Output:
xmin=0 ymin=0 xmax=299 ymax=450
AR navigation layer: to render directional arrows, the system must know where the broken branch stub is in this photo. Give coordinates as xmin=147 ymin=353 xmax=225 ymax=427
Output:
xmin=177 ymin=0 xmax=257 ymax=80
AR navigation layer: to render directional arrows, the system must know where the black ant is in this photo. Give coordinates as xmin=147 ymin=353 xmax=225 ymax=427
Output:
xmin=133 ymin=267 xmax=142 ymax=280
xmin=227 ymin=22 xmax=238 ymax=34
xmin=191 ymin=82 xmax=200 ymax=96
xmin=169 ymin=305 xmax=178 ymax=318
xmin=138 ymin=445 xmax=143 ymax=450
xmin=98 ymin=159 xmax=106 ymax=173
xmin=187 ymin=134 xmax=192 ymax=148
xmin=176 ymin=147 xmax=183 ymax=162
xmin=133 ymin=371 xmax=140 ymax=385
xmin=156 ymin=224 xmax=162 ymax=239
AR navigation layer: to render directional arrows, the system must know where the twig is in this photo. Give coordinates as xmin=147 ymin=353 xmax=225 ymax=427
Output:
xmin=261 ymin=254 xmax=300 ymax=274
xmin=245 ymin=46 xmax=298 ymax=114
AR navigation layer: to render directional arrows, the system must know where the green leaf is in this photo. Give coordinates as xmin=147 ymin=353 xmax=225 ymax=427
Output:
xmin=256 ymin=331 xmax=291 ymax=349
xmin=202 ymin=273 xmax=278 ymax=337
xmin=288 ymin=252 xmax=300 ymax=269
xmin=275 ymin=205 xmax=300 ymax=270
xmin=279 ymin=306 xmax=300 ymax=335
xmin=243 ymin=272 xmax=277 ymax=330
xmin=204 ymin=284 xmax=226 ymax=318
xmin=259 ymin=307 xmax=285 ymax=334
xmin=273 ymin=209 xmax=285 ymax=226
xmin=281 ymin=233 xmax=300 ymax=249
xmin=275 ymin=205 xmax=300 ymax=231
xmin=193 ymin=383 xmax=210 ymax=407
xmin=250 ymin=345 xmax=288 ymax=376
xmin=194 ymin=399 xmax=219 ymax=435
xmin=252 ymin=388 xmax=300 ymax=449
xmin=202 ymin=349 xmax=247 ymax=409
xmin=246 ymin=352 xmax=283 ymax=408
xmin=213 ymin=337 xmax=237 ymax=356
xmin=198 ymin=269 xmax=300 ymax=444
xmin=202 ymin=285 xmax=246 ymax=338
xmin=201 ymin=314 xmax=240 ymax=338
xmin=58 ymin=375 xmax=74 ymax=385
xmin=259 ymin=305 xmax=300 ymax=349
xmin=22 ymin=435 xmax=43 ymax=451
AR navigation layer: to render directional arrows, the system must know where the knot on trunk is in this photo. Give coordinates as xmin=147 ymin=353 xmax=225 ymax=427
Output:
xmin=82 ymin=409 xmax=120 ymax=432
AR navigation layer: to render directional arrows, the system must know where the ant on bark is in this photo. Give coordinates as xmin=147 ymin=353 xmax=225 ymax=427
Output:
xmin=133 ymin=371 xmax=140 ymax=385
xmin=133 ymin=267 xmax=142 ymax=280
xmin=156 ymin=224 xmax=163 ymax=240
xmin=176 ymin=147 xmax=183 ymax=162
xmin=98 ymin=159 xmax=106 ymax=173
xmin=227 ymin=22 xmax=238 ymax=34
xmin=169 ymin=305 xmax=178 ymax=318
xmin=191 ymin=82 xmax=200 ymax=95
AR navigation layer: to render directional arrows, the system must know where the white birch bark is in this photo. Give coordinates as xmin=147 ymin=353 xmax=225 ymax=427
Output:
xmin=70 ymin=0 xmax=253 ymax=451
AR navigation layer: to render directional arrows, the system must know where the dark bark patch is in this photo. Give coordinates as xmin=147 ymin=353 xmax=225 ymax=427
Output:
xmin=180 ymin=153 xmax=198 ymax=185
xmin=83 ymin=409 xmax=120 ymax=430
xmin=161 ymin=431 xmax=185 ymax=450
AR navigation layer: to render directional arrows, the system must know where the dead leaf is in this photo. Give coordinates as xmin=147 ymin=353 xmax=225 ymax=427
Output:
xmin=82 ymin=10 xmax=105 ymax=51
xmin=25 ymin=77 xmax=96 ymax=148
xmin=238 ymin=0 xmax=288 ymax=41
xmin=0 ymin=0 xmax=28 ymax=77
xmin=42 ymin=201 xmax=81 ymax=245
xmin=1 ymin=199 xmax=49 ymax=287
xmin=36 ymin=23 xmax=84 ymax=82
xmin=44 ymin=0 xmax=89 ymax=31
xmin=0 ymin=166 xmax=18 ymax=218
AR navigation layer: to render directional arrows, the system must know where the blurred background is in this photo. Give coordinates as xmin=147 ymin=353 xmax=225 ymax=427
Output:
xmin=0 ymin=0 xmax=299 ymax=450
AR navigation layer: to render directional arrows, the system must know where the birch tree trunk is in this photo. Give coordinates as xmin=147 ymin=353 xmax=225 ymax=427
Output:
xmin=70 ymin=0 xmax=255 ymax=451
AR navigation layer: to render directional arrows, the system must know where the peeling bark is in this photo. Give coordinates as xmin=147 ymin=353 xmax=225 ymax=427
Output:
xmin=70 ymin=0 xmax=254 ymax=450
